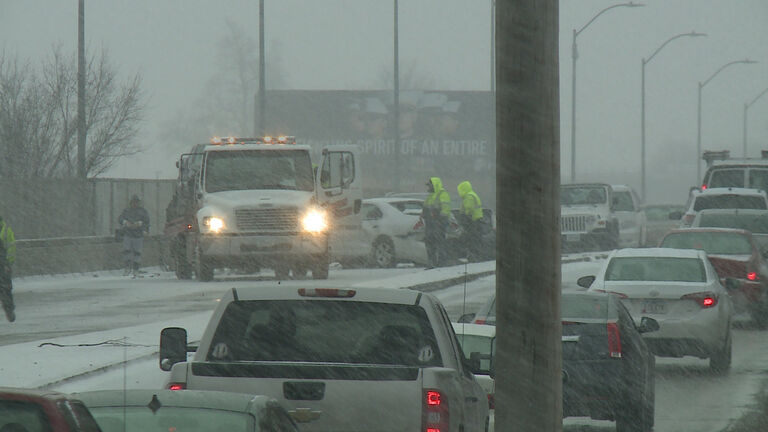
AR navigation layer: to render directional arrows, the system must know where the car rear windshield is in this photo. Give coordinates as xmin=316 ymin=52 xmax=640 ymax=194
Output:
xmin=604 ymin=257 xmax=707 ymax=282
xmin=208 ymin=300 xmax=442 ymax=367
xmin=661 ymin=231 xmax=753 ymax=255
xmin=0 ymin=401 xmax=50 ymax=432
xmin=561 ymin=294 xmax=612 ymax=320
xmin=749 ymin=169 xmax=768 ymax=190
xmin=693 ymin=195 xmax=767 ymax=211
xmin=696 ymin=213 xmax=768 ymax=234
xmin=88 ymin=407 xmax=254 ymax=432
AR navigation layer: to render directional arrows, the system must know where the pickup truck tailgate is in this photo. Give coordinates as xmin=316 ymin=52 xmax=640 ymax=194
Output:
xmin=186 ymin=362 xmax=423 ymax=431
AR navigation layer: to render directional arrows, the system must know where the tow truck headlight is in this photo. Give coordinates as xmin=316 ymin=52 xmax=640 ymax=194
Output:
xmin=301 ymin=208 xmax=328 ymax=234
xmin=202 ymin=216 xmax=225 ymax=233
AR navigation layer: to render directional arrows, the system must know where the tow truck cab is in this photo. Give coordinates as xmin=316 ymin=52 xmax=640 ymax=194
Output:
xmin=165 ymin=136 xmax=362 ymax=281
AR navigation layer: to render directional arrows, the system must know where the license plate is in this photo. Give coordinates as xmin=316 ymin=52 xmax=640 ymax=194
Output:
xmin=566 ymin=234 xmax=581 ymax=242
xmin=643 ymin=301 xmax=667 ymax=314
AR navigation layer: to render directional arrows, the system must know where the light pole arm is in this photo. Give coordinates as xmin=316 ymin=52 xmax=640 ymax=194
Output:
xmin=702 ymin=59 xmax=755 ymax=88
xmin=645 ymin=31 xmax=706 ymax=65
xmin=575 ymin=2 xmax=643 ymax=37
xmin=747 ymin=87 xmax=768 ymax=109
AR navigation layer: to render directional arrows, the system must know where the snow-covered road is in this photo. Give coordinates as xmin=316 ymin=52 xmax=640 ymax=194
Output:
xmin=2 ymin=257 xmax=767 ymax=431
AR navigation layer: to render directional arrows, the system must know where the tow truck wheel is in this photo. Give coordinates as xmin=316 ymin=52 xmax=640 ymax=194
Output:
xmin=274 ymin=265 xmax=290 ymax=280
xmin=291 ymin=265 xmax=308 ymax=280
xmin=312 ymin=254 xmax=330 ymax=280
xmin=195 ymin=245 xmax=214 ymax=282
xmin=174 ymin=237 xmax=192 ymax=280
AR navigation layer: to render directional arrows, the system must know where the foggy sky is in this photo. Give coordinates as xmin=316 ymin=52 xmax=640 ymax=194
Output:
xmin=1 ymin=0 xmax=766 ymax=203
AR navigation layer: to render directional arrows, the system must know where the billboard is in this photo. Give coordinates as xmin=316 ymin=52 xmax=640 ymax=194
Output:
xmin=262 ymin=90 xmax=496 ymax=208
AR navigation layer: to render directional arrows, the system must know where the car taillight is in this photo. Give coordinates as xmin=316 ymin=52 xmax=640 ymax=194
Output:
xmin=682 ymin=213 xmax=695 ymax=225
xmin=606 ymin=322 xmax=622 ymax=359
xmin=681 ymin=292 xmax=718 ymax=308
xmin=422 ymin=389 xmax=449 ymax=432
xmin=748 ymin=271 xmax=758 ymax=281
xmin=168 ymin=383 xmax=186 ymax=391
xmin=413 ymin=219 xmax=424 ymax=230
xmin=487 ymin=394 xmax=495 ymax=410
xmin=473 ymin=319 xmax=486 ymax=324
xmin=701 ymin=184 xmax=707 ymax=191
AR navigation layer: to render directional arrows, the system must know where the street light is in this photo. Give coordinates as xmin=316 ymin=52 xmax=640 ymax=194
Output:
xmin=696 ymin=59 xmax=758 ymax=181
xmin=743 ymin=86 xmax=768 ymax=157
xmin=640 ymin=31 xmax=706 ymax=201
xmin=570 ymin=1 xmax=643 ymax=183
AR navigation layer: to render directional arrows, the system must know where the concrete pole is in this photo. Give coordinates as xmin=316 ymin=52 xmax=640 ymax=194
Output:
xmin=496 ymin=1 xmax=561 ymax=431
xmin=393 ymin=0 xmax=400 ymax=191
xmin=257 ymin=0 xmax=266 ymax=136
xmin=696 ymin=82 xmax=702 ymax=183
xmin=743 ymin=103 xmax=749 ymax=158
xmin=570 ymin=29 xmax=577 ymax=183
xmin=641 ymin=58 xmax=646 ymax=202
xmin=77 ymin=0 xmax=86 ymax=178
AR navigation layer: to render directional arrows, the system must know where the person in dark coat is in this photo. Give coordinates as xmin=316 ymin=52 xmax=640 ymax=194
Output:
xmin=118 ymin=195 xmax=150 ymax=277
xmin=0 ymin=215 xmax=16 ymax=322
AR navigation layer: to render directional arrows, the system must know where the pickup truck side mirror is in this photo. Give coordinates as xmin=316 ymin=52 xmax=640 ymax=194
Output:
xmin=577 ymin=275 xmax=596 ymax=288
xmin=160 ymin=327 xmax=188 ymax=371
xmin=457 ymin=313 xmax=476 ymax=323
xmin=637 ymin=316 xmax=660 ymax=334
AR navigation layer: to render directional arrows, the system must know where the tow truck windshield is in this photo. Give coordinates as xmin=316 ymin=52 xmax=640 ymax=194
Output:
xmin=204 ymin=150 xmax=314 ymax=193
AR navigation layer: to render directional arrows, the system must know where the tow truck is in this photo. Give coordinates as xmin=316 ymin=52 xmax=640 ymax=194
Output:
xmin=164 ymin=136 xmax=362 ymax=281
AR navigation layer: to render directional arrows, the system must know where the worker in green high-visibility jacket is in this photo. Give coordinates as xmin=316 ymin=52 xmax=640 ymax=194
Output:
xmin=423 ymin=177 xmax=451 ymax=268
xmin=457 ymin=181 xmax=484 ymax=262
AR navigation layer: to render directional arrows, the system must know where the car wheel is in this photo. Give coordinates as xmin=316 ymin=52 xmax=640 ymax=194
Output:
xmin=274 ymin=264 xmax=290 ymax=280
xmin=372 ymin=236 xmax=396 ymax=268
xmin=312 ymin=254 xmax=330 ymax=280
xmin=174 ymin=237 xmax=192 ymax=280
xmin=195 ymin=245 xmax=214 ymax=282
xmin=291 ymin=264 xmax=308 ymax=280
xmin=709 ymin=328 xmax=732 ymax=374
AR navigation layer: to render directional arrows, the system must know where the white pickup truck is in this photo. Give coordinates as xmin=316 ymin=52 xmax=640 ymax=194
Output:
xmin=159 ymin=286 xmax=490 ymax=432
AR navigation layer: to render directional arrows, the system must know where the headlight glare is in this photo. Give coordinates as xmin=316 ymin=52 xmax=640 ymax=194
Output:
xmin=302 ymin=208 xmax=328 ymax=234
xmin=203 ymin=216 xmax=225 ymax=233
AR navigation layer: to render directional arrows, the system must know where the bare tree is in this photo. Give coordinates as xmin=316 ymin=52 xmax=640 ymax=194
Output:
xmin=160 ymin=22 xmax=286 ymax=150
xmin=0 ymin=47 xmax=145 ymax=178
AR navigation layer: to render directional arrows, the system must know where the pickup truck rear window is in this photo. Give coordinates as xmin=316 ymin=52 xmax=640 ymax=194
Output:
xmin=208 ymin=300 xmax=442 ymax=367
xmin=693 ymin=195 xmax=767 ymax=211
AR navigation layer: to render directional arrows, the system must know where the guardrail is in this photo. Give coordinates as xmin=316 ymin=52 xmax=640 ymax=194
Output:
xmin=14 ymin=235 xmax=167 ymax=277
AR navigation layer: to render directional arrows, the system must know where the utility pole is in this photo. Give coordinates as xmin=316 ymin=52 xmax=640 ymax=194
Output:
xmin=496 ymin=1 xmax=561 ymax=431
xmin=257 ymin=0 xmax=266 ymax=136
xmin=77 ymin=0 xmax=86 ymax=179
xmin=393 ymin=0 xmax=400 ymax=191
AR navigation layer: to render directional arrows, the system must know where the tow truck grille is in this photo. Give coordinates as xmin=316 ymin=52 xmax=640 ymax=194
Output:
xmin=561 ymin=215 xmax=588 ymax=233
xmin=235 ymin=208 xmax=298 ymax=231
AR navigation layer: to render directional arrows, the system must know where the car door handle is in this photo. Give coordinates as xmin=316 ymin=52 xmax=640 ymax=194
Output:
xmin=465 ymin=396 xmax=479 ymax=403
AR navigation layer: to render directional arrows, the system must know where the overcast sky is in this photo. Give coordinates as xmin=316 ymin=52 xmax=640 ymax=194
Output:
xmin=1 ymin=1 xmax=766 ymax=202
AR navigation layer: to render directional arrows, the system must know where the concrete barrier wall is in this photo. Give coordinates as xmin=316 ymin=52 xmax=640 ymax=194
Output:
xmin=14 ymin=235 xmax=167 ymax=277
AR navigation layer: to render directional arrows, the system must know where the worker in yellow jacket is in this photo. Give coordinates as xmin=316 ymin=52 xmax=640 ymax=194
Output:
xmin=457 ymin=181 xmax=484 ymax=262
xmin=0 ymin=216 xmax=16 ymax=322
xmin=423 ymin=177 xmax=451 ymax=268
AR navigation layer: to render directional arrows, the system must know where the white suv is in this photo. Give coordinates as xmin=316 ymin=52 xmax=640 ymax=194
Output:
xmin=681 ymin=188 xmax=768 ymax=227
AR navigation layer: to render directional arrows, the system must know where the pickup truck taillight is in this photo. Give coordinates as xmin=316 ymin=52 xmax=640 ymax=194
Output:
xmin=168 ymin=383 xmax=186 ymax=391
xmin=606 ymin=322 xmax=622 ymax=359
xmin=422 ymin=389 xmax=449 ymax=432
xmin=682 ymin=213 xmax=695 ymax=226
xmin=487 ymin=394 xmax=495 ymax=410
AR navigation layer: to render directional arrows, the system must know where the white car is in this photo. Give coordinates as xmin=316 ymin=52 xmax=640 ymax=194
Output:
xmin=452 ymin=323 xmax=495 ymax=432
xmin=680 ymin=187 xmax=768 ymax=227
xmin=581 ymin=247 xmax=733 ymax=373
xmin=360 ymin=198 xmax=428 ymax=267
